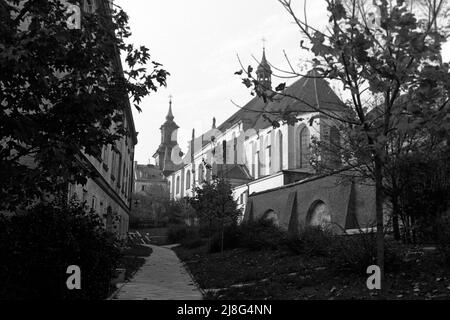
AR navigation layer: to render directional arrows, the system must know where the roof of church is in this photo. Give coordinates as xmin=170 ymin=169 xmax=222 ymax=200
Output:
xmin=214 ymin=164 xmax=253 ymax=181
xmin=217 ymin=69 xmax=345 ymax=133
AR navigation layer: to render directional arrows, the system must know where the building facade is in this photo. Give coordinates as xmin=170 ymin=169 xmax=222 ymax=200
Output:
xmin=67 ymin=0 xmax=136 ymax=238
xmin=158 ymin=49 xmax=376 ymax=233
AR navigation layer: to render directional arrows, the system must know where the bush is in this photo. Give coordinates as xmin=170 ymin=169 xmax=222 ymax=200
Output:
xmin=284 ymin=226 xmax=333 ymax=257
xmin=0 ymin=199 xmax=121 ymax=300
xmin=167 ymin=225 xmax=204 ymax=247
xmin=327 ymin=232 xmax=377 ymax=274
xmin=327 ymin=232 xmax=400 ymax=275
xmin=436 ymin=214 xmax=450 ymax=265
xmin=198 ymin=223 xmax=220 ymax=238
xmin=208 ymin=224 xmax=240 ymax=253
xmin=181 ymin=233 xmax=205 ymax=249
xmin=237 ymin=219 xmax=286 ymax=251
xmin=167 ymin=225 xmax=189 ymax=243
xmin=284 ymin=227 xmax=401 ymax=275
xmin=121 ymin=244 xmax=153 ymax=257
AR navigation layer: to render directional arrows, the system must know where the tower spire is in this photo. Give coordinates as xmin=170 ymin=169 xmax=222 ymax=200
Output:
xmin=256 ymin=40 xmax=272 ymax=91
xmin=166 ymin=94 xmax=174 ymax=120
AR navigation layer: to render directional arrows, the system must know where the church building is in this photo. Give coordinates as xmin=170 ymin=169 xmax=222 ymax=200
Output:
xmin=156 ymin=48 xmax=376 ymax=234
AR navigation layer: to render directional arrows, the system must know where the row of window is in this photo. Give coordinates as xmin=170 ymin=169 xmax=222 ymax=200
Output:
xmin=251 ymin=124 xmax=340 ymax=176
xmin=169 ymin=124 xmax=340 ymax=196
xmin=100 ymin=142 xmax=132 ymax=201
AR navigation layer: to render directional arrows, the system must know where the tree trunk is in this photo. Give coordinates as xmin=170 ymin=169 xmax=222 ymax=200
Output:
xmin=392 ymin=194 xmax=401 ymax=241
xmin=375 ymin=157 xmax=385 ymax=294
xmin=208 ymin=218 xmax=212 ymax=252
xmin=221 ymin=222 xmax=224 ymax=255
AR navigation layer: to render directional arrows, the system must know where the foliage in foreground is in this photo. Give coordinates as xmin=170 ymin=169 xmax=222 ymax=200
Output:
xmin=177 ymin=217 xmax=405 ymax=276
xmin=0 ymin=198 xmax=121 ymax=300
xmin=1 ymin=1 xmax=169 ymax=211
xmin=189 ymin=178 xmax=241 ymax=253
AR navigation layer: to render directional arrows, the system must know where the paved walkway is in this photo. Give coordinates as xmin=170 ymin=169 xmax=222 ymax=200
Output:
xmin=113 ymin=244 xmax=203 ymax=300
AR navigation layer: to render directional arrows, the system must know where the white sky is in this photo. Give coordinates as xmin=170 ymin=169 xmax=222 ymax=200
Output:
xmin=115 ymin=0 xmax=450 ymax=165
xmin=115 ymin=0 xmax=329 ymax=164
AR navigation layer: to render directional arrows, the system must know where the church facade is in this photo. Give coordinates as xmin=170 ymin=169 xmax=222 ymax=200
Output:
xmin=156 ymin=49 xmax=376 ymax=234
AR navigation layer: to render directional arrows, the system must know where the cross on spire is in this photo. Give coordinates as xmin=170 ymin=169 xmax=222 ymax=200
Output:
xmin=261 ymin=37 xmax=267 ymax=50
xmin=166 ymin=94 xmax=174 ymax=120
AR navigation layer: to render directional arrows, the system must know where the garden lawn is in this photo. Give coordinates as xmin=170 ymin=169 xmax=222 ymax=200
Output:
xmin=173 ymin=244 xmax=450 ymax=300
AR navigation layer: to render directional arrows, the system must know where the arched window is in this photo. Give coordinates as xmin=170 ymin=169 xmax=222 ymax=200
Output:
xmin=277 ymin=131 xmax=283 ymax=171
xmin=307 ymin=200 xmax=331 ymax=229
xmin=297 ymin=126 xmax=310 ymax=168
xmin=176 ymin=176 xmax=180 ymax=194
xmin=329 ymin=126 xmax=341 ymax=166
xmin=168 ymin=181 xmax=171 ymax=194
xmin=198 ymin=164 xmax=204 ymax=183
xmin=186 ymin=170 xmax=191 ymax=190
xmin=251 ymin=141 xmax=257 ymax=177
xmin=265 ymin=135 xmax=271 ymax=175
xmin=206 ymin=167 xmax=212 ymax=183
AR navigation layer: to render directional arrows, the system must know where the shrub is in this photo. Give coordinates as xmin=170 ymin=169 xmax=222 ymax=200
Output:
xmin=0 ymin=199 xmax=121 ymax=300
xmin=284 ymin=226 xmax=333 ymax=257
xmin=209 ymin=224 xmax=240 ymax=253
xmin=327 ymin=232 xmax=377 ymax=274
xmin=181 ymin=233 xmax=205 ymax=249
xmin=121 ymin=244 xmax=153 ymax=257
xmin=198 ymin=223 xmax=220 ymax=238
xmin=167 ymin=225 xmax=189 ymax=243
xmin=326 ymin=232 xmax=400 ymax=275
xmin=167 ymin=225 xmax=203 ymax=247
xmin=435 ymin=214 xmax=450 ymax=265
xmin=237 ymin=219 xmax=286 ymax=251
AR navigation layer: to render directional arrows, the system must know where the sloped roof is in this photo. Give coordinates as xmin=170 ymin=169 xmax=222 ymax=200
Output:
xmin=214 ymin=164 xmax=252 ymax=181
xmin=218 ymin=70 xmax=345 ymax=132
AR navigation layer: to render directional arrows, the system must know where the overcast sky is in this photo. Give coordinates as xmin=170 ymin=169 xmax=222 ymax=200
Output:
xmin=115 ymin=0 xmax=450 ymax=165
xmin=115 ymin=0 xmax=329 ymax=164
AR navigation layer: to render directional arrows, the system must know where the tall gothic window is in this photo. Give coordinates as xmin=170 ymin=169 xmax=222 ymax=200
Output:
xmin=198 ymin=164 xmax=204 ymax=183
xmin=251 ymin=142 xmax=256 ymax=177
xmin=256 ymin=151 xmax=261 ymax=178
xmin=265 ymin=136 xmax=271 ymax=175
xmin=186 ymin=170 xmax=191 ymax=190
xmin=277 ymin=131 xmax=283 ymax=171
xmin=329 ymin=126 xmax=341 ymax=166
xmin=176 ymin=176 xmax=180 ymax=194
xmin=297 ymin=126 xmax=310 ymax=168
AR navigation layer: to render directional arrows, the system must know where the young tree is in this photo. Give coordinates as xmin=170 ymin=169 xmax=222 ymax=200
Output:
xmin=189 ymin=178 xmax=240 ymax=253
xmin=237 ymin=0 xmax=450 ymax=290
xmin=0 ymin=0 xmax=169 ymax=210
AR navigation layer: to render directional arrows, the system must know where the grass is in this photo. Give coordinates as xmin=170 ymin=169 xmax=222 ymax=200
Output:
xmin=119 ymin=244 xmax=153 ymax=280
xmin=173 ymin=242 xmax=450 ymax=300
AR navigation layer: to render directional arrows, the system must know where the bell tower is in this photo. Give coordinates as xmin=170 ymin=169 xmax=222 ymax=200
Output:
xmin=153 ymin=96 xmax=179 ymax=175
xmin=256 ymin=39 xmax=272 ymax=92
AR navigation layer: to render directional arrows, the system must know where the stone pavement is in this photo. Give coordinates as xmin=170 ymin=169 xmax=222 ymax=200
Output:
xmin=113 ymin=244 xmax=203 ymax=300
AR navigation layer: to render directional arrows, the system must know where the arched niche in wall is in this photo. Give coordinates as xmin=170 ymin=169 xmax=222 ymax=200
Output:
xmin=306 ymin=200 xmax=331 ymax=229
xmin=262 ymin=208 xmax=279 ymax=227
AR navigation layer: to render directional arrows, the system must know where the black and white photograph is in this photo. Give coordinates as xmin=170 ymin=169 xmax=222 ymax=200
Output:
xmin=2 ymin=0 xmax=450 ymax=308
